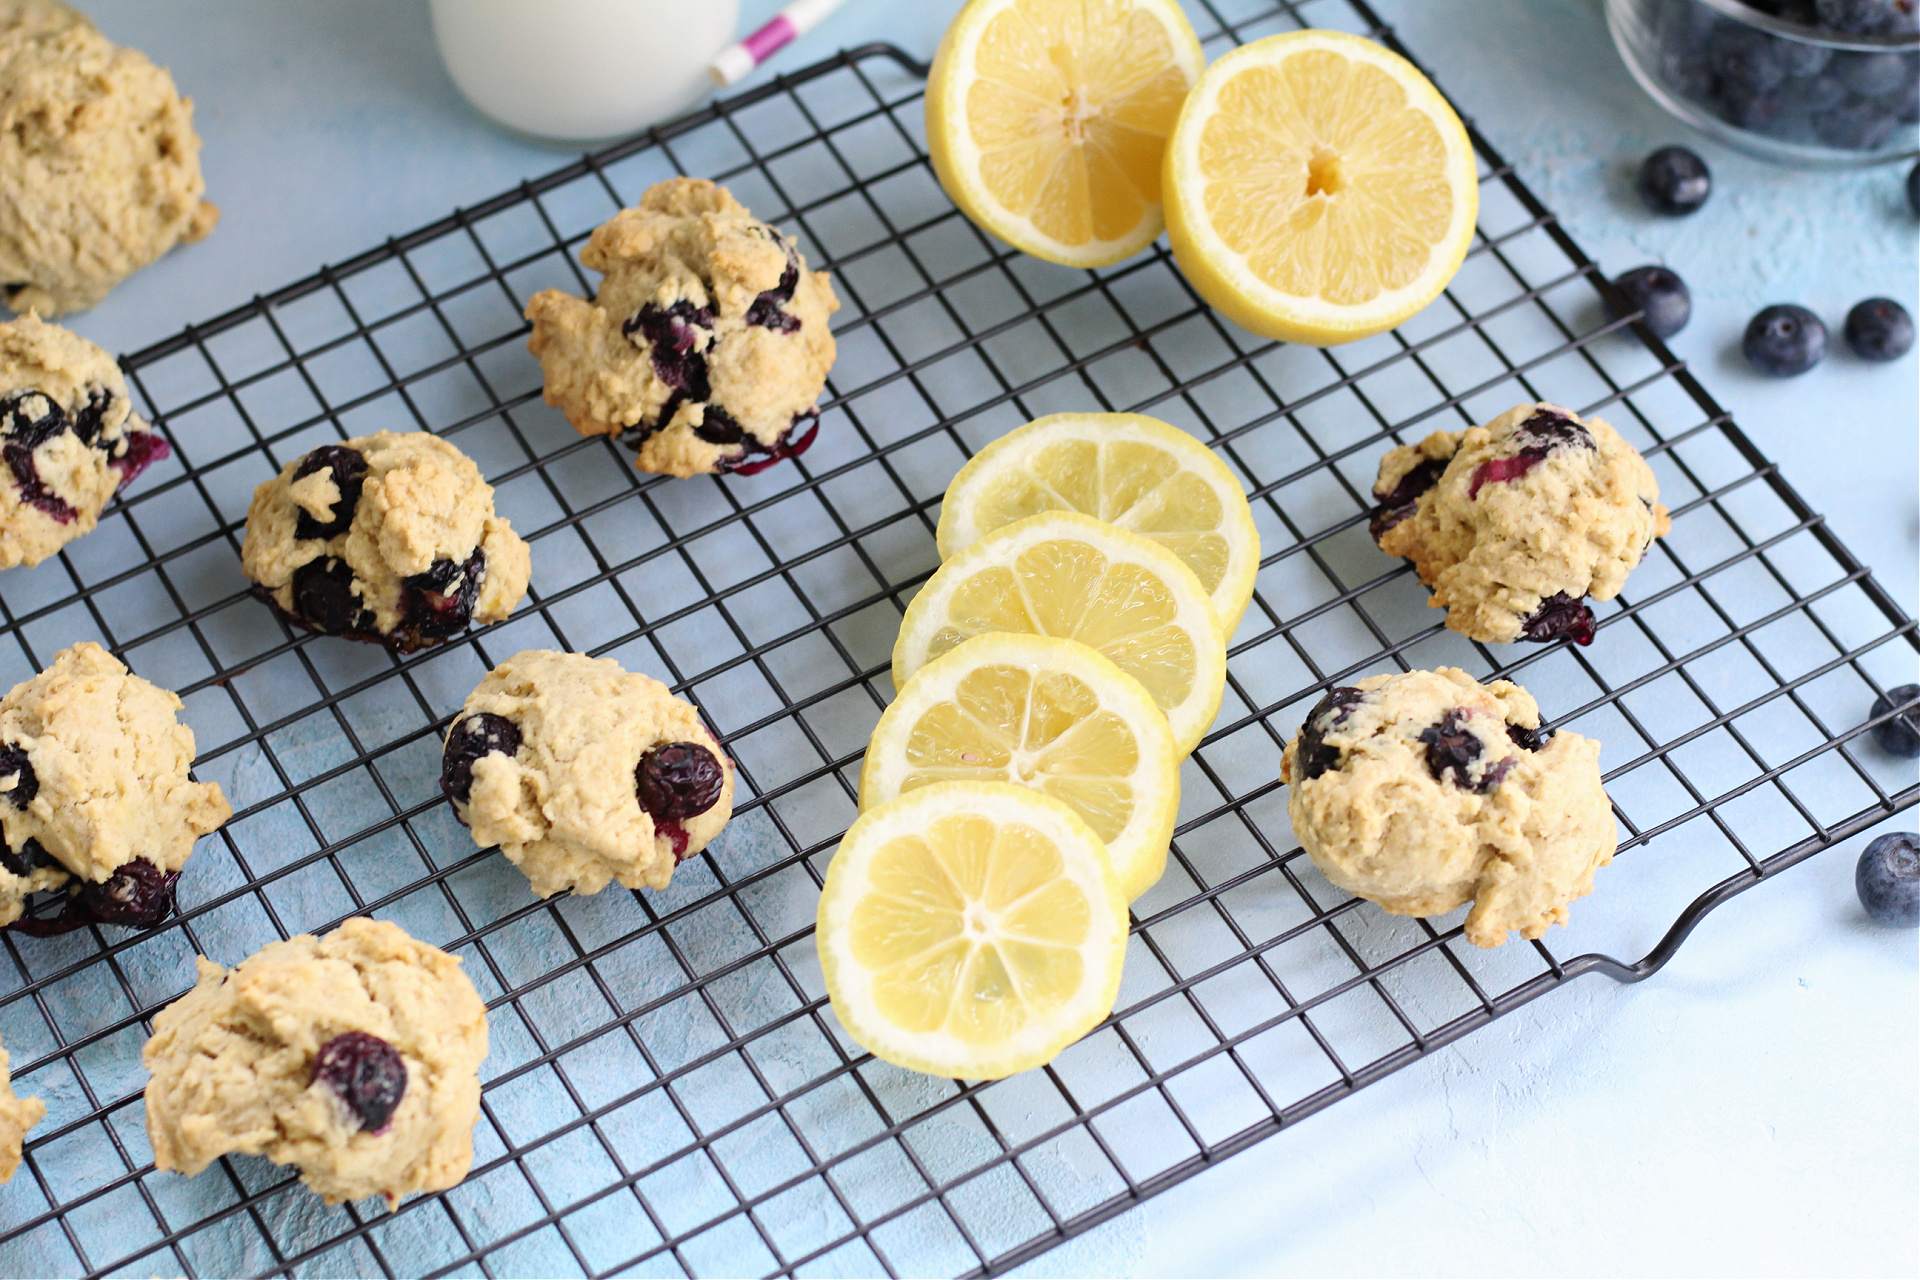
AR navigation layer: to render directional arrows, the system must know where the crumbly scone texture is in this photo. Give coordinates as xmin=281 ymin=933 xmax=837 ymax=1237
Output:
xmin=1280 ymin=667 xmax=1616 ymax=948
xmin=0 ymin=0 xmax=218 ymax=316
xmin=142 ymin=917 xmax=489 ymax=1208
xmin=1371 ymin=402 xmax=1671 ymax=643
xmin=241 ymin=430 xmax=532 ymax=652
xmin=0 ymin=1034 xmax=46 ymax=1184
xmin=0 ymin=314 xmax=168 ymax=569
xmin=525 ymin=177 xmax=838 ymax=478
xmin=452 ymin=649 xmax=735 ymax=897
xmin=0 ymin=641 xmax=228 ymax=925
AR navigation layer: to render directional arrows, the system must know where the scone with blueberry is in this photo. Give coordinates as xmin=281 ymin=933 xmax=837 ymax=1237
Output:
xmin=0 ymin=0 xmax=218 ymax=315
xmin=141 ymin=917 xmax=489 ymax=1207
xmin=1369 ymin=402 xmax=1670 ymax=645
xmin=0 ymin=641 xmax=229 ymax=931
xmin=441 ymin=649 xmax=735 ymax=896
xmin=0 ymin=314 xmax=170 ymax=569
xmin=1279 ymin=667 xmax=1616 ymax=948
xmin=241 ymin=431 xmax=532 ymax=652
xmin=0 ymin=1030 xmax=45 ymax=1184
xmin=525 ymin=177 xmax=838 ymax=478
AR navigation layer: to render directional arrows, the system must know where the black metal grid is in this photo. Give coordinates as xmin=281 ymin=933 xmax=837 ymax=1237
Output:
xmin=1 ymin=0 xmax=1915 ymax=1275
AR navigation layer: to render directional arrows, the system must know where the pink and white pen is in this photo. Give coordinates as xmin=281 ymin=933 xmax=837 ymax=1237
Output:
xmin=709 ymin=0 xmax=851 ymax=86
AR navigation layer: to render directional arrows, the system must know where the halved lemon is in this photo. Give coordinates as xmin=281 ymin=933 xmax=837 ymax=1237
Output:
xmin=936 ymin=412 xmax=1262 ymax=633
xmin=817 ymin=781 xmax=1128 ymax=1079
xmin=894 ymin=510 xmax=1227 ymax=757
xmin=925 ymin=0 xmax=1205 ymax=267
xmin=1162 ymin=29 xmax=1480 ymax=346
xmin=862 ymin=632 xmax=1179 ymax=901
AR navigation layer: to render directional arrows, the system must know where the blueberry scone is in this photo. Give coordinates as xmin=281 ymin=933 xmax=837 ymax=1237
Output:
xmin=1279 ymin=667 xmax=1616 ymax=948
xmin=0 ymin=641 xmax=229 ymax=931
xmin=0 ymin=1031 xmax=45 ymax=1184
xmin=1369 ymin=402 xmax=1670 ymax=645
xmin=0 ymin=315 xmax=170 ymax=569
xmin=525 ymin=177 xmax=838 ymax=478
xmin=0 ymin=0 xmax=218 ymax=315
xmin=142 ymin=917 xmax=488 ymax=1207
xmin=441 ymin=649 xmax=735 ymax=896
xmin=242 ymin=431 xmax=532 ymax=652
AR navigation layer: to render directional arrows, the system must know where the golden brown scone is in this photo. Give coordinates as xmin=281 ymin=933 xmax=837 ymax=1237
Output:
xmin=525 ymin=177 xmax=837 ymax=478
xmin=142 ymin=917 xmax=489 ymax=1208
xmin=0 ymin=641 xmax=229 ymax=927
xmin=443 ymin=649 xmax=734 ymax=896
xmin=1369 ymin=402 xmax=1669 ymax=644
xmin=241 ymin=431 xmax=531 ymax=652
xmin=0 ymin=0 xmax=217 ymax=315
xmin=0 ymin=1031 xmax=46 ymax=1184
xmin=1280 ymin=667 xmax=1616 ymax=948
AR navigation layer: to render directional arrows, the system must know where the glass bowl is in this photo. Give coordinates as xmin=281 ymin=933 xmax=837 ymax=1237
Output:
xmin=1607 ymin=0 xmax=1919 ymax=166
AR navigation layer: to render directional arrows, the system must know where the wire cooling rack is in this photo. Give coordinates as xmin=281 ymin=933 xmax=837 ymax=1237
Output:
xmin=1 ymin=1 xmax=1916 ymax=1276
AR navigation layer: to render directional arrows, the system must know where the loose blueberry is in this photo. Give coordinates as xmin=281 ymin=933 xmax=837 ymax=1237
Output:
xmin=1868 ymin=683 xmax=1920 ymax=756
xmin=1843 ymin=297 xmax=1915 ymax=361
xmin=1520 ymin=592 xmax=1597 ymax=645
xmin=1636 ymin=146 xmax=1712 ymax=215
xmin=290 ymin=556 xmax=374 ymax=634
xmin=1855 ymin=832 xmax=1920 ymax=927
xmin=1743 ymin=304 xmax=1827 ymax=376
xmin=440 ymin=712 xmax=522 ymax=805
xmin=1418 ymin=709 xmax=1510 ymax=794
xmin=1369 ymin=454 xmax=1452 ymax=541
xmin=1611 ymin=265 xmax=1692 ymax=338
xmin=0 ymin=743 xmax=37 ymax=808
xmin=635 ymin=741 xmax=726 ymax=823
xmin=398 ymin=547 xmax=486 ymax=645
xmin=290 ymin=445 xmax=369 ymax=540
xmin=311 ymin=1031 xmax=408 ymax=1133
xmin=77 ymin=858 xmax=179 ymax=928
xmin=1294 ymin=686 xmax=1364 ymax=781
xmin=0 ymin=836 xmax=53 ymax=879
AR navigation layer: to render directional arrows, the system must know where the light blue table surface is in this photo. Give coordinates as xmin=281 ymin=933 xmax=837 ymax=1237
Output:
xmin=36 ymin=0 xmax=1920 ymax=1275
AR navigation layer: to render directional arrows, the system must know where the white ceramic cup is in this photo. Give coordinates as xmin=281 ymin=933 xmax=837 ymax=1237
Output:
xmin=429 ymin=0 xmax=740 ymax=144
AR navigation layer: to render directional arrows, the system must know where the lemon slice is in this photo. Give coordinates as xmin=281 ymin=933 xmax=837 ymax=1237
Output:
xmin=895 ymin=510 xmax=1227 ymax=757
xmin=1162 ymin=30 xmax=1480 ymax=346
xmin=937 ymin=412 xmax=1262 ymax=633
xmin=863 ymin=632 xmax=1179 ymax=901
xmin=818 ymin=781 xmax=1127 ymax=1079
xmin=925 ymin=0 xmax=1205 ymax=268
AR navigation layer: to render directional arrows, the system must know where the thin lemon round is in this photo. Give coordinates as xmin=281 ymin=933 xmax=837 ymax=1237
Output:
xmin=862 ymin=632 xmax=1179 ymax=901
xmin=818 ymin=781 xmax=1128 ymax=1080
xmin=894 ymin=510 xmax=1227 ymax=757
xmin=925 ymin=0 xmax=1205 ymax=267
xmin=1162 ymin=29 xmax=1479 ymax=346
xmin=937 ymin=412 xmax=1261 ymax=633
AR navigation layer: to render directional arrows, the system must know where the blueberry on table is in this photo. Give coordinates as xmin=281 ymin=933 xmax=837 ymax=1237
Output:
xmin=1908 ymin=160 xmax=1919 ymax=216
xmin=1637 ymin=146 xmax=1712 ymax=215
xmin=1855 ymin=832 xmax=1920 ymax=927
xmin=1868 ymin=683 xmax=1920 ymax=756
xmin=1843 ymin=298 xmax=1915 ymax=361
xmin=1742 ymin=304 xmax=1827 ymax=375
xmin=311 ymin=1031 xmax=408 ymax=1133
xmin=1611 ymin=265 xmax=1692 ymax=338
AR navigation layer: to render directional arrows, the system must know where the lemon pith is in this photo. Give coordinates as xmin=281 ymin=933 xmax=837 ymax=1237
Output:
xmin=818 ymin=782 xmax=1128 ymax=1079
xmin=927 ymin=0 xmax=1205 ymax=267
xmin=1162 ymin=29 xmax=1480 ymax=345
xmin=862 ymin=632 xmax=1180 ymax=901
xmin=936 ymin=412 xmax=1261 ymax=632
xmin=893 ymin=510 xmax=1228 ymax=757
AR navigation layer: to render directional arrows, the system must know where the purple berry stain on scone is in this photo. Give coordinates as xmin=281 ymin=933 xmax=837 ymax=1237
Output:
xmin=2 ymin=390 xmax=80 ymax=522
xmin=1520 ymin=591 xmax=1597 ymax=645
xmin=1467 ymin=409 xmax=1595 ymax=499
xmin=0 ymin=835 xmax=54 ymax=878
xmin=1295 ymin=687 xmax=1365 ymax=781
xmin=290 ymin=445 xmax=368 ymax=540
xmin=399 ymin=548 xmax=486 ymax=647
xmin=312 ymin=1031 xmax=408 ymax=1134
xmin=0 ymin=743 xmax=38 ymax=808
xmin=441 ymin=712 xmax=522 ymax=806
xmin=637 ymin=741 xmax=726 ymax=861
xmin=291 ymin=556 xmax=376 ymax=635
xmin=744 ymin=248 xmax=803 ymax=334
xmin=1369 ymin=454 xmax=1452 ymax=541
xmin=1418 ymin=709 xmax=1515 ymax=794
